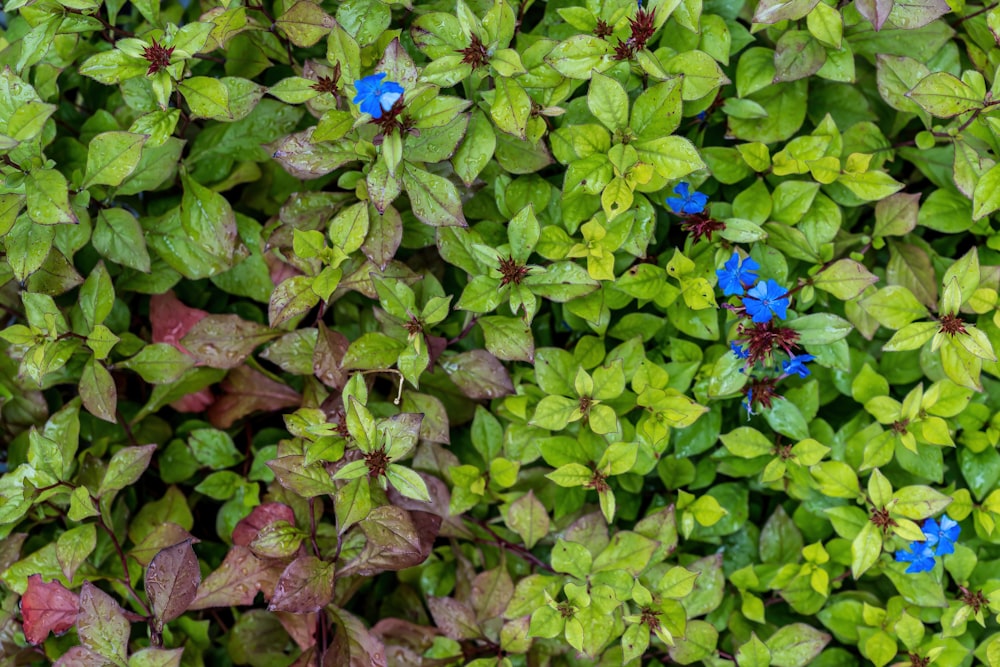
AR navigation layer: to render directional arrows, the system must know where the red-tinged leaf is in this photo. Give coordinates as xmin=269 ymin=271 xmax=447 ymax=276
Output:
xmin=170 ymin=388 xmax=215 ymax=414
xmin=312 ymin=323 xmax=349 ymax=389
xmin=233 ymin=502 xmax=297 ymax=547
xmin=275 ymin=610 xmax=318 ymax=651
xmin=0 ymin=533 xmax=27 ymax=573
xmin=207 ymin=365 xmax=301 ymax=428
xmin=470 ymin=566 xmax=514 ymax=622
xmin=187 ymin=546 xmax=283 ymax=610
xmin=855 ymin=0 xmax=894 ymax=29
xmin=149 ymin=291 xmax=209 ymax=356
xmin=181 ymin=314 xmax=280 ymax=369
xmin=441 ymin=350 xmax=514 ymax=399
xmin=341 ymin=507 xmax=439 ymax=577
xmin=130 ymin=523 xmax=195 ymax=567
xmin=371 ymin=618 xmax=440 ymax=662
xmin=146 ymin=539 xmax=201 ymax=631
xmin=426 ymin=596 xmax=482 ymax=640
xmin=268 ymin=555 xmax=335 ymax=613
xmin=288 ymin=647 xmax=318 ymax=667
xmin=20 ymin=574 xmax=79 ymax=644
xmin=327 ymin=607 xmax=388 ymax=667
xmin=53 ymin=646 xmax=107 ymax=667
xmin=77 ymin=581 xmax=130 ymax=667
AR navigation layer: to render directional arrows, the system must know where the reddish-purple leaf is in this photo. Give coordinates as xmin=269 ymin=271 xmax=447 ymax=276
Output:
xmin=76 ymin=582 xmax=130 ymax=666
xmin=274 ymin=610 xmax=318 ymax=651
xmin=470 ymin=566 xmax=514 ymax=622
xmin=0 ymin=533 xmax=27 ymax=573
xmin=855 ymin=0 xmax=894 ymax=29
xmin=20 ymin=575 xmax=79 ymax=644
xmin=268 ymin=556 xmax=335 ymax=613
xmin=371 ymin=618 xmax=440 ymax=663
xmin=146 ymin=539 xmax=201 ymax=631
xmin=149 ymin=291 xmax=209 ymax=356
xmin=232 ymin=502 xmax=297 ymax=547
xmin=341 ymin=507 xmax=439 ymax=577
xmin=181 ymin=314 xmax=280 ymax=369
xmin=441 ymin=350 xmax=514 ymax=399
xmin=312 ymin=323 xmax=349 ymax=389
xmin=188 ymin=546 xmax=283 ymax=610
xmin=207 ymin=365 xmax=301 ymax=428
xmin=53 ymin=646 xmax=107 ymax=667
xmin=426 ymin=596 xmax=482 ymax=640
xmin=327 ymin=607 xmax=388 ymax=667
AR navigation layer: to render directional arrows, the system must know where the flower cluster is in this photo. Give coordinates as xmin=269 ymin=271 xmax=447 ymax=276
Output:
xmin=715 ymin=252 xmax=812 ymax=418
xmin=666 ymin=182 xmax=725 ymax=242
xmin=895 ymin=515 xmax=960 ymax=573
xmin=612 ymin=1 xmax=657 ymax=60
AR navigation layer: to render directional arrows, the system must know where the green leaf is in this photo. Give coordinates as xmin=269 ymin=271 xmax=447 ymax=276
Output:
xmin=386 ymin=465 xmax=431 ymax=502
xmin=737 ymin=634 xmax=772 ymax=667
xmin=812 ymin=260 xmax=879 ymax=300
xmin=25 ymin=169 xmax=77 ymax=225
xmin=402 ymin=162 xmax=467 ymax=227
xmin=490 ymin=77 xmax=532 ymax=139
xmin=588 ymin=71 xmax=628 ymax=131
xmin=851 ymin=520 xmax=883 ymax=578
xmin=83 ymin=132 xmax=148 ymax=188
xmin=891 ymin=485 xmax=952 ymax=519
xmin=506 ymin=491 xmax=549 ymax=549
xmin=94 ymin=208 xmax=151 ymax=272
xmin=765 ymin=623 xmax=830 ymax=667
xmin=906 ymin=72 xmax=984 ymax=117
xmin=99 ymin=444 xmax=157 ymax=497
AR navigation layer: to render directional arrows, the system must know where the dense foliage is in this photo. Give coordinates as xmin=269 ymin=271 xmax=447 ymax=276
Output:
xmin=3 ymin=0 xmax=1000 ymax=665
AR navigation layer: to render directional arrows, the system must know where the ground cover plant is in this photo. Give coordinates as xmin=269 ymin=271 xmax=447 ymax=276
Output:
xmin=4 ymin=0 xmax=1000 ymax=664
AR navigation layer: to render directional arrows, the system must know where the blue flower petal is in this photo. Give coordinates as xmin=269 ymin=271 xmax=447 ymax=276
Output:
xmin=353 ymin=72 xmax=404 ymax=120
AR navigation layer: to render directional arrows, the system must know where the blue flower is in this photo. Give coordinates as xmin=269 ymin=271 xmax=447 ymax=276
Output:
xmin=666 ymin=182 xmax=709 ymax=215
xmin=923 ymin=515 xmax=960 ymax=556
xmin=742 ymin=389 xmax=755 ymax=419
xmin=353 ymin=73 xmax=404 ymax=119
xmin=895 ymin=540 xmax=936 ymax=574
xmin=782 ymin=354 xmax=815 ymax=378
xmin=731 ymin=342 xmax=750 ymax=360
xmin=743 ymin=279 xmax=790 ymax=324
xmin=717 ymin=252 xmax=759 ymax=296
